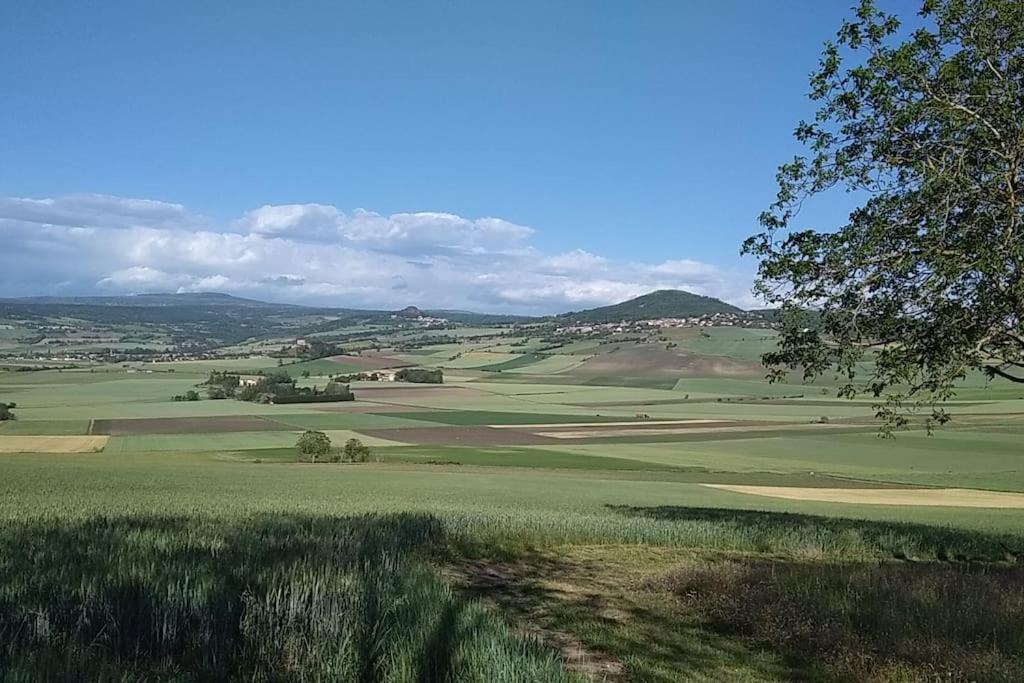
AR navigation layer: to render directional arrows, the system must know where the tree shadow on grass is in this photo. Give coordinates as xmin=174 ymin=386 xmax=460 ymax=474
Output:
xmin=607 ymin=504 xmax=1023 ymax=562
xmin=659 ymin=551 xmax=1024 ymax=681
xmin=453 ymin=550 xmax=800 ymax=682
xmin=0 ymin=513 xmax=572 ymax=682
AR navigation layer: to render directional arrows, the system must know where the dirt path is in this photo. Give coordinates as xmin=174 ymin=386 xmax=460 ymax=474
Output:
xmin=449 ymin=557 xmax=627 ymax=681
xmin=704 ymin=484 xmax=1024 ymax=508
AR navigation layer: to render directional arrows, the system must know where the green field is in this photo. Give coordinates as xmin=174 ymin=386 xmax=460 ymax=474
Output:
xmin=2 ymin=332 xmax=1024 ymax=681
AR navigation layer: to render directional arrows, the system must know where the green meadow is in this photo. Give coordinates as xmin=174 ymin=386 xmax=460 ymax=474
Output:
xmin=2 ymin=335 xmax=1024 ymax=681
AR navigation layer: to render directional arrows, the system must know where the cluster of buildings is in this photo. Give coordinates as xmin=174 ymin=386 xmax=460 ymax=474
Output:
xmin=557 ymin=312 xmax=771 ymax=335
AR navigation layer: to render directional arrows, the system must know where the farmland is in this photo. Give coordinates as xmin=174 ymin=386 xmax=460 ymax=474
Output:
xmin=2 ymin=318 xmax=1024 ymax=681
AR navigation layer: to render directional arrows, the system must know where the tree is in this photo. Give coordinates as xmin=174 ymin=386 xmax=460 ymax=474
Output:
xmin=184 ymin=390 xmax=200 ymax=402
xmin=324 ymin=380 xmax=354 ymax=399
xmin=297 ymin=430 xmax=332 ymax=463
xmin=744 ymin=0 xmax=1024 ymax=431
xmin=343 ymin=438 xmax=371 ymax=463
xmin=394 ymin=368 xmax=443 ymax=384
xmin=0 ymin=402 xmax=14 ymax=421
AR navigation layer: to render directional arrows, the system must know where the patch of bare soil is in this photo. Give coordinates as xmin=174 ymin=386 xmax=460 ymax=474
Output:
xmin=91 ymin=415 xmax=287 ymax=435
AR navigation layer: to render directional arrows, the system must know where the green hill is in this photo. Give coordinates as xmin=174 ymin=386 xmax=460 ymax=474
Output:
xmin=558 ymin=289 xmax=744 ymax=323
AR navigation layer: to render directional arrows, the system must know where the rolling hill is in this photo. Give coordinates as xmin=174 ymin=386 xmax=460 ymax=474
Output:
xmin=557 ymin=289 xmax=745 ymax=323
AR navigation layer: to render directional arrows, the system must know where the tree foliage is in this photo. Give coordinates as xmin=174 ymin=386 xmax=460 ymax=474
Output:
xmin=342 ymin=438 xmax=371 ymax=463
xmin=296 ymin=430 xmax=332 ymax=463
xmin=744 ymin=0 xmax=1024 ymax=430
xmin=395 ymin=368 xmax=443 ymax=384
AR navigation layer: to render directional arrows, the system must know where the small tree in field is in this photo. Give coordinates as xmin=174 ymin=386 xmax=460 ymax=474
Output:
xmin=297 ymin=430 xmax=331 ymax=463
xmin=343 ymin=438 xmax=371 ymax=463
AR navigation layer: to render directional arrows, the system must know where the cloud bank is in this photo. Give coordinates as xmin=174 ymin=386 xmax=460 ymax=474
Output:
xmin=0 ymin=194 xmax=755 ymax=314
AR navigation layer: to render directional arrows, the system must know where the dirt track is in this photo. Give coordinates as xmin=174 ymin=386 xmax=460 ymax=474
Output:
xmin=703 ymin=484 xmax=1024 ymax=508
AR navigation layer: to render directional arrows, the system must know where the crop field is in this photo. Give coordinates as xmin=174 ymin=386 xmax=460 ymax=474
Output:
xmin=0 ymin=435 xmax=108 ymax=453
xmin=3 ymin=331 xmax=1024 ymax=681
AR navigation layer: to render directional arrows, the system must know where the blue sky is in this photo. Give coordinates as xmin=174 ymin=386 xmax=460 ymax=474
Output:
xmin=1 ymin=1 xmax=870 ymax=312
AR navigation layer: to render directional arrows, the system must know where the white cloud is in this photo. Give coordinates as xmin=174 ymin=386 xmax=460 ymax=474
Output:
xmin=0 ymin=193 xmax=756 ymax=314
xmin=539 ymin=249 xmax=608 ymax=274
xmin=237 ymin=204 xmax=534 ymax=254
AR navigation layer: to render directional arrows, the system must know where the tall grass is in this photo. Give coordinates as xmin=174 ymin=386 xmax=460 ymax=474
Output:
xmin=0 ymin=514 xmax=579 ymax=681
xmin=438 ymin=505 xmax=1023 ymax=563
xmin=667 ymin=558 xmax=1024 ymax=681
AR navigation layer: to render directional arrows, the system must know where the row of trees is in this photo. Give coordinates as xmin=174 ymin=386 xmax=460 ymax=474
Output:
xmin=395 ymin=368 xmax=443 ymax=384
xmin=203 ymin=370 xmax=355 ymax=404
xmin=273 ymin=339 xmax=343 ymax=361
xmin=296 ymin=431 xmax=372 ymax=464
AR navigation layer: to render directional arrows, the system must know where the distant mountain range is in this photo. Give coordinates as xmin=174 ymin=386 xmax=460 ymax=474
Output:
xmin=0 ymin=292 xmax=289 ymax=308
xmin=0 ymin=289 xmax=764 ymax=323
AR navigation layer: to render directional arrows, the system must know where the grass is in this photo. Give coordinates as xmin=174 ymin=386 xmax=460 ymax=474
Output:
xmin=455 ymin=546 xmax=794 ymax=682
xmin=550 ymin=425 xmax=1024 ymax=492
xmin=0 ymin=513 xmax=579 ymax=681
xmin=668 ymin=556 xmax=1024 ymax=681
xmin=0 ymin=418 xmax=92 ymax=435
xmin=5 ymin=342 xmax=1024 ymax=679
xmin=377 ymin=445 xmax=692 ymax=471
xmin=281 ymin=357 xmax=368 ymax=376
xmin=3 ymin=449 xmax=1024 ymax=680
xmin=476 ymin=353 xmax=547 ymax=372
xmin=667 ymin=327 xmax=780 ymax=363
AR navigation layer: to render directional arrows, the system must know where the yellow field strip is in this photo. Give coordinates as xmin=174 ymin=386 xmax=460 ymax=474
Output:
xmin=702 ymin=484 xmax=1024 ymax=509
xmin=0 ymin=436 xmax=109 ymax=453
xmin=489 ymin=419 xmax=728 ymax=430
